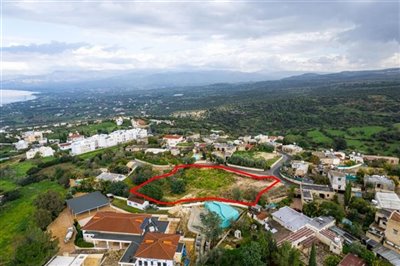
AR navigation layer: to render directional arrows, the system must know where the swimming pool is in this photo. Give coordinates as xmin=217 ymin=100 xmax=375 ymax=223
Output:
xmin=204 ymin=201 xmax=239 ymax=228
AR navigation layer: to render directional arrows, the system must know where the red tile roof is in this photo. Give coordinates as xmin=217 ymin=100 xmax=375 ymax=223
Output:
xmin=278 ymin=227 xmax=315 ymax=246
xmin=134 ymin=233 xmax=181 ymax=260
xmin=339 ymin=253 xmax=366 ymax=266
xmin=163 ymin=135 xmax=182 ymax=139
xmin=82 ymin=211 xmax=150 ymax=235
xmin=128 ymin=195 xmax=146 ymax=204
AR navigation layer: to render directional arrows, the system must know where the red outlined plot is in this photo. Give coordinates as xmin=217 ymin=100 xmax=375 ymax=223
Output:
xmin=129 ymin=164 xmax=280 ymax=206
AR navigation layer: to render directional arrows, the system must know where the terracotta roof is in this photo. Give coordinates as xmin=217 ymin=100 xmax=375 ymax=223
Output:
xmin=128 ymin=195 xmax=146 ymax=204
xmin=278 ymin=227 xmax=315 ymax=246
xmin=320 ymin=228 xmax=340 ymax=242
xmin=389 ymin=211 xmax=400 ymax=222
xmin=339 ymin=253 xmax=366 ymax=266
xmin=256 ymin=212 xmax=268 ymax=220
xmin=82 ymin=211 xmax=150 ymax=235
xmin=134 ymin=233 xmax=181 ymax=260
xmin=163 ymin=135 xmax=182 ymax=139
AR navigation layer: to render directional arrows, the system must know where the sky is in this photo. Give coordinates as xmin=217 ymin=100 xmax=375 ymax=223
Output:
xmin=2 ymin=0 xmax=400 ymax=76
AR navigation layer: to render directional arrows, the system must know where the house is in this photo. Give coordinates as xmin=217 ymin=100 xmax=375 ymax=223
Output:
xmin=96 ymin=172 xmax=127 ymax=182
xmin=67 ymin=132 xmax=85 ymax=143
xmin=364 ymin=175 xmax=395 ymax=192
xmin=312 ymin=151 xmax=341 ymax=166
xmin=282 ymin=144 xmax=303 ymax=155
xmin=58 ymin=142 xmax=72 ymax=151
xmin=14 ymin=139 xmax=28 ymax=150
xmin=127 ymin=195 xmax=149 ymax=210
xmin=26 ymin=146 xmax=55 ymax=159
xmin=272 ymin=206 xmax=312 ymax=232
xmin=163 ymin=135 xmax=184 ymax=148
xmin=328 ymin=170 xmax=347 ymax=191
xmin=338 ymin=253 xmax=366 ymax=266
xmin=22 ymin=130 xmax=43 ymax=143
xmin=363 ymin=155 xmax=399 ymax=165
xmin=66 ymin=191 xmax=110 ymax=217
xmin=132 ymin=119 xmax=147 ymax=128
xmin=383 ymin=211 xmax=400 ymax=252
xmin=116 ymin=117 xmax=124 ymax=126
xmin=349 ymin=153 xmax=364 ymax=164
xmin=275 ymin=207 xmax=343 ymax=254
xmin=80 ymin=212 xmax=188 ymax=266
xmin=300 ymin=184 xmax=335 ymax=203
xmin=374 ymin=192 xmax=400 ymax=211
xmin=126 ymin=233 xmax=184 ymax=266
xmin=291 ymin=161 xmax=309 ymax=177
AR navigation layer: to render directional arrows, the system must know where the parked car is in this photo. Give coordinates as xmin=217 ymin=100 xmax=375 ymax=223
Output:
xmin=64 ymin=227 xmax=74 ymax=243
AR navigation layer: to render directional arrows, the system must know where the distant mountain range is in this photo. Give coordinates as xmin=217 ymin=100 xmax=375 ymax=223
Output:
xmin=3 ymin=68 xmax=399 ymax=92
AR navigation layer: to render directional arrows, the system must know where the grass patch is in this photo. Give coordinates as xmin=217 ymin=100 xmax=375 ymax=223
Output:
xmin=346 ymin=126 xmax=386 ymax=138
xmin=0 ymin=180 xmax=17 ymax=192
xmin=307 ymin=130 xmax=333 ymax=144
xmin=0 ymin=180 xmax=65 ymax=263
xmin=183 ymin=168 xmax=235 ymax=191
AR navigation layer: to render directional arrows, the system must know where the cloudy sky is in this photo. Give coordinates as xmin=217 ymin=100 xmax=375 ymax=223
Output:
xmin=3 ymin=0 xmax=400 ymax=76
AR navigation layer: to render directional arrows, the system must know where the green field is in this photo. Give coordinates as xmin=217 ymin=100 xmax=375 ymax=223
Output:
xmin=298 ymin=125 xmax=399 ymax=156
xmin=307 ymin=130 xmax=333 ymax=145
xmin=0 ymin=181 xmax=65 ymax=263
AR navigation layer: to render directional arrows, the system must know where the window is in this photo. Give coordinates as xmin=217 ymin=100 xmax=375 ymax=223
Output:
xmin=163 ymin=263 xmax=167 ymax=266
xmin=139 ymin=261 xmax=142 ymax=266
xmin=393 ymin=229 xmax=398 ymax=235
xmin=144 ymin=261 xmax=148 ymax=266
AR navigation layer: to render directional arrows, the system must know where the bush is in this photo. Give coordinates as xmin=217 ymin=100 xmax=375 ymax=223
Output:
xmin=170 ymin=178 xmax=186 ymax=194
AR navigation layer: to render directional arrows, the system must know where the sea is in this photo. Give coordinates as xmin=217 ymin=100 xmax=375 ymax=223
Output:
xmin=0 ymin=89 xmax=37 ymax=106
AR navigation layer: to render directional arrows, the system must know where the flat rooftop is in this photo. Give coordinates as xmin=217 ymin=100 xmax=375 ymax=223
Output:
xmin=375 ymin=192 xmax=400 ymax=210
xmin=272 ymin=206 xmax=311 ymax=232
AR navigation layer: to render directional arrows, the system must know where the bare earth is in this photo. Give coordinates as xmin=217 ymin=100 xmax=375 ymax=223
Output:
xmin=48 ymin=205 xmax=122 ymax=255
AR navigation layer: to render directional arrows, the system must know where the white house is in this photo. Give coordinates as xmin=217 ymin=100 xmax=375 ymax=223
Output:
xmin=14 ymin=140 xmax=28 ymax=150
xmin=282 ymin=144 xmax=303 ymax=155
xmin=96 ymin=172 xmax=126 ymax=182
xmin=127 ymin=195 xmax=150 ymax=210
xmin=291 ymin=161 xmax=309 ymax=177
xmin=163 ymin=135 xmax=184 ymax=148
xmin=328 ymin=170 xmax=347 ymax=191
xmin=26 ymin=146 xmax=55 ymax=159
xmin=116 ymin=117 xmax=124 ymax=126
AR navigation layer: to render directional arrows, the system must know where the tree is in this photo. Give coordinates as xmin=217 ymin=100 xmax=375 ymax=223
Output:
xmin=333 ymin=137 xmax=347 ymax=151
xmin=308 ymin=243 xmax=317 ymax=266
xmin=35 ymin=209 xmax=53 ymax=230
xmin=170 ymin=178 xmax=186 ymax=194
xmin=274 ymin=241 xmax=302 ymax=266
xmin=344 ymin=182 xmax=352 ymax=206
xmin=239 ymin=241 xmax=263 ymax=266
xmin=197 ymin=211 xmax=223 ymax=246
xmin=11 ymin=227 xmax=58 ymax=266
xmin=232 ymin=187 xmax=241 ymax=201
xmin=303 ymin=202 xmax=319 ymax=217
xmin=34 ymin=190 xmax=65 ymax=219
xmin=324 ymin=255 xmax=341 ymax=266
xmin=106 ymin=181 xmax=129 ymax=197
xmin=139 ymin=183 xmax=163 ymax=201
xmin=318 ymin=201 xmax=345 ymax=221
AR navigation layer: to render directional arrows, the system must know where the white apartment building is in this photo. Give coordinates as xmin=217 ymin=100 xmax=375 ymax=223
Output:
xmin=69 ymin=128 xmax=148 ymax=155
xmin=14 ymin=140 xmax=28 ymax=150
xmin=71 ymin=139 xmax=97 ymax=155
xmin=26 ymin=146 xmax=55 ymax=159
